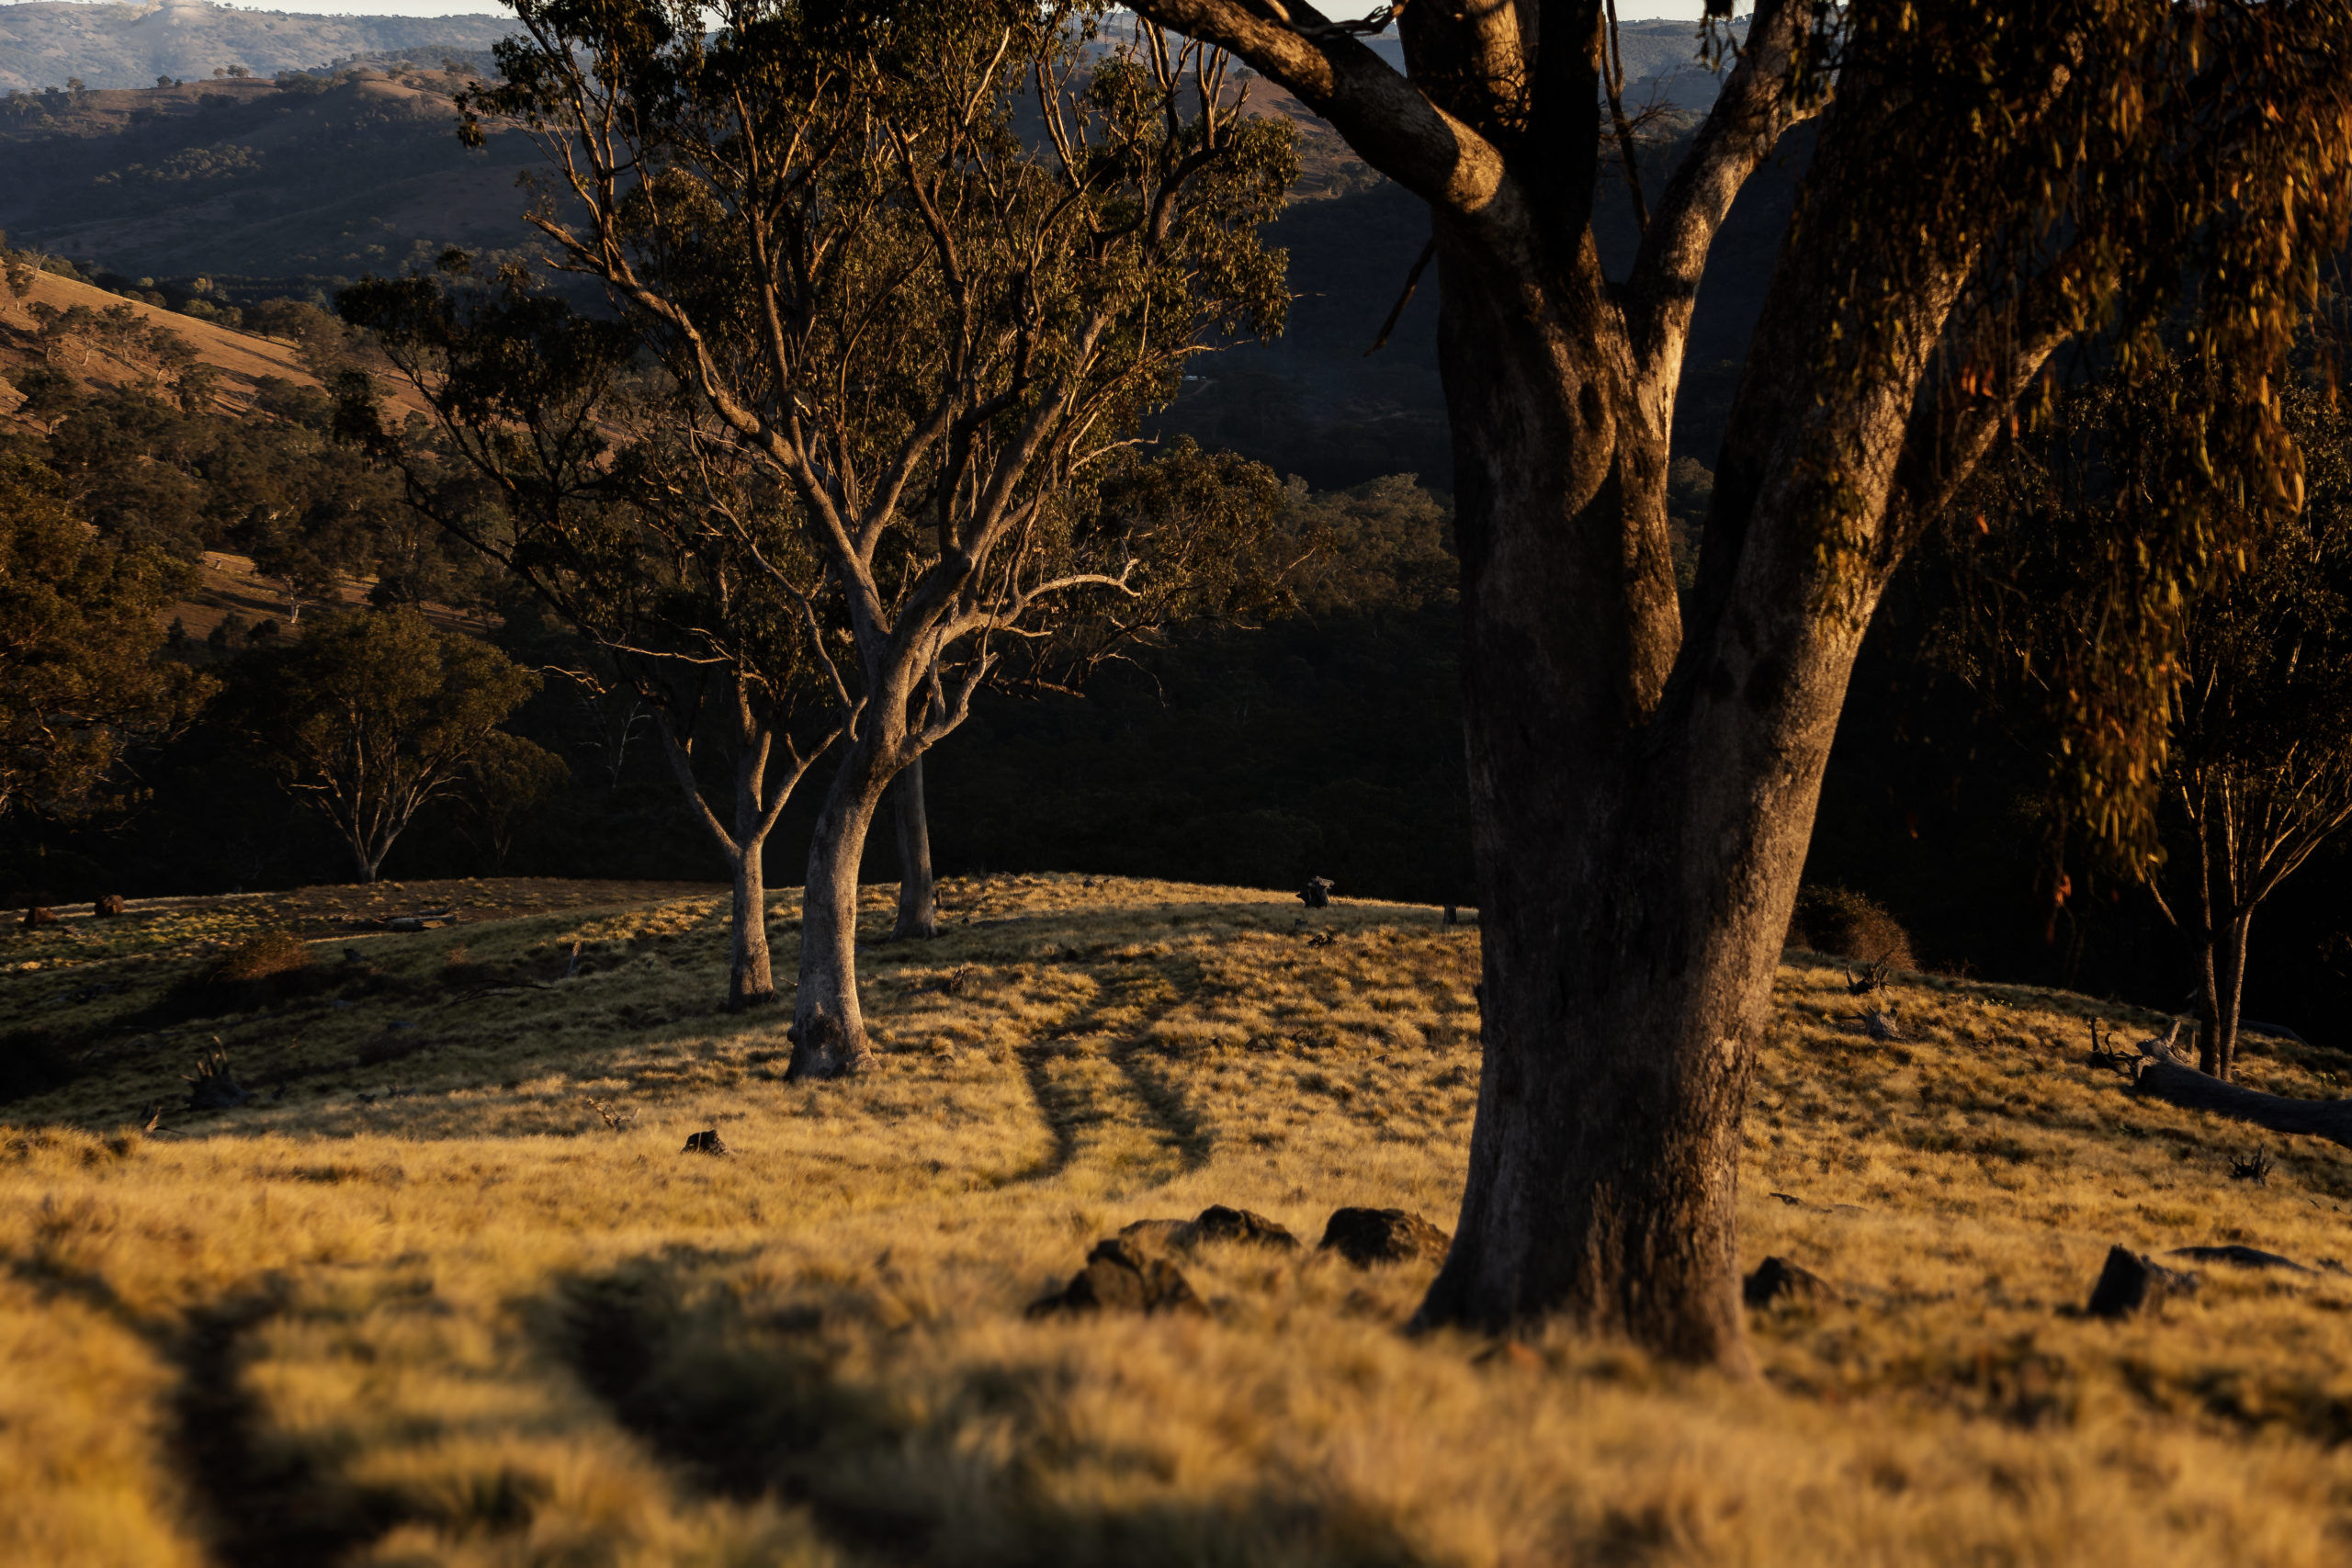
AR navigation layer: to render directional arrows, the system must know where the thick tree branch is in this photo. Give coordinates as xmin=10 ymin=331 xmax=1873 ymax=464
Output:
xmin=1125 ymin=0 xmax=1527 ymax=237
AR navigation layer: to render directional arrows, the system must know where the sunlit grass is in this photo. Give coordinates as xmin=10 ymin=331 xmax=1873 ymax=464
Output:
xmin=5 ymin=873 xmax=2351 ymax=1564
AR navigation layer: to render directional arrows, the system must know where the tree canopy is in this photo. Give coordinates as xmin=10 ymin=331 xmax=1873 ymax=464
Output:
xmin=0 ymin=455 xmax=205 ymax=825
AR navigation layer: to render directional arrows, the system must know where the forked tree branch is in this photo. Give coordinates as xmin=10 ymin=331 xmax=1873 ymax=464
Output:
xmin=1125 ymin=0 xmax=1527 ymax=237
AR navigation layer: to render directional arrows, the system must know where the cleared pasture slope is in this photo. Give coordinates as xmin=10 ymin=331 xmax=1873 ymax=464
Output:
xmin=4 ymin=874 xmax=2352 ymax=1565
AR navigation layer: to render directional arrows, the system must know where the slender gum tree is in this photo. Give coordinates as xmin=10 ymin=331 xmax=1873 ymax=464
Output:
xmin=337 ymin=276 xmax=841 ymax=1009
xmin=1125 ymin=0 xmax=2352 ymax=1363
xmin=461 ymin=0 xmax=1296 ymax=1076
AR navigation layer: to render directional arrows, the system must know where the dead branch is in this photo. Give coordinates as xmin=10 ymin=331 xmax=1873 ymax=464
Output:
xmin=2132 ymin=1058 xmax=2352 ymax=1151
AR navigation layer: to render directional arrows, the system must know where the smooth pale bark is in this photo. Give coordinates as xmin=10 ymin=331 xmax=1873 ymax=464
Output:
xmin=890 ymin=752 xmax=939 ymax=942
xmin=659 ymin=692 xmax=817 ymax=1012
xmin=787 ymin=743 xmax=889 ymax=1078
xmin=724 ymin=838 xmax=773 ymax=1009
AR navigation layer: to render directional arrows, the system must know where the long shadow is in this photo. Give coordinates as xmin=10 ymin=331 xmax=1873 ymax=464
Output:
xmin=549 ymin=1257 xmax=929 ymax=1563
xmin=168 ymin=1292 xmax=403 ymax=1567
xmin=4 ymin=1250 xmax=397 ymax=1567
xmin=1108 ymin=1041 xmax=1216 ymax=1173
xmin=1012 ymin=1037 xmax=1090 ymax=1179
xmin=1007 ymin=960 xmax=1215 ymax=1185
xmin=543 ymin=1252 xmax=1419 ymax=1568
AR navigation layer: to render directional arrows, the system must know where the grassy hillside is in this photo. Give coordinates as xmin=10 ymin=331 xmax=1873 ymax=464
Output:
xmin=5 ymin=875 xmax=2352 ymax=1565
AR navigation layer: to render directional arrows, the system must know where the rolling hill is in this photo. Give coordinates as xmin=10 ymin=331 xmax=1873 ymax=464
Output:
xmin=5 ymin=874 xmax=2352 ymax=1564
xmin=0 ymin=0 xmax=514 ymax=93
xmin=0 ymin=66 xmax=547 ymax=278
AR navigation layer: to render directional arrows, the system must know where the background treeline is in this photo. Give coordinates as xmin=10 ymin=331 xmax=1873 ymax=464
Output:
xmin=5 ymin=102 xmax=2351 ymax=1048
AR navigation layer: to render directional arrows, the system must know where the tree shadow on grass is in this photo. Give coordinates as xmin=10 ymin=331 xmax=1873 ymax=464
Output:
xmin=3 ymin=1247 xmax=401 ymax=1568
xmin=1008 ymin=960 xmax=1216 ymax=1185
xmin=542 ymin=1250 xmax=1426 ymax=1568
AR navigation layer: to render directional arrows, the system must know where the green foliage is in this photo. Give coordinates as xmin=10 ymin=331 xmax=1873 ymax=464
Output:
xmin=1940 ymin=362 xmax=2352 ymax=869
xmin=1279 ymin=472 xmax=1454 ymax=619
xmin=445 ymin=0 xmax=1296 ymax=758
xmin=0 ymin=457 xmax=207 ymax=821
xmin=458 ymin=728 xmax=570 ymax=872
xmin=336 ymin=260 xmax=840 ymax=821
xmin=223 ymin=605 xmax=539 ymax=881
xmin=9 ymin=365 xmax=78 ymax=425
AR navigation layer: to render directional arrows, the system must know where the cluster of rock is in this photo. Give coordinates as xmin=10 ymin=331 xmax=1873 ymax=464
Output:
xmin=19 ymin=894 xmax=125 ymax=928
xmin=1025 ymin=1203 xmax=1453 ymax=1318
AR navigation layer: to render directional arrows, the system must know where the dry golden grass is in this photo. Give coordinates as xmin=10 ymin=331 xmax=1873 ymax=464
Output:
xmin=5 ymin=873 xmax=2352 ymax=1566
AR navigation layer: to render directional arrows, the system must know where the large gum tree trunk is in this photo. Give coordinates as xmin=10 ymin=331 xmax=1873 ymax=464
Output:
xmin=788 ymin=746 xmax=888 ymax=1079
xmin=1407 ymin=235 xmax=1883 ymax=1364
xmin=890 ymin=752 xmax=939 ymax=941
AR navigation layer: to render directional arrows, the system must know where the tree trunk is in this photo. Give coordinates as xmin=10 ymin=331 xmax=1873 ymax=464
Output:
xmin=1405 ymin=242 xmax=1874 ymax=1367
xmin=2192 ymin=876 xmax=2251 ymax=1082
xmin=2195 ymin=931 xmax=2222 ymax=1076
xmin=725 ymin=740 xmax=777 ymax=1010
xmin=890 ymin=752 xmax=938 ymax=942
xmin=726 ymin=842 xmax=774 ymax=1010
xmin=2214 ymin=911 xmax=2253 ymax=1083
xmin=788 ymin=747 xmax=888 ymax=1079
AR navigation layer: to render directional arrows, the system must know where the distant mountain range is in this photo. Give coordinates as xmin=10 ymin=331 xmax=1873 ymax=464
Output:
xmin=4 ymin=5 xmax=1742 ymax=103
xmin=0 ymin=0 xmax=515 ymax=92
xmin=1355 ymin=19 xmax=1742 ymax=111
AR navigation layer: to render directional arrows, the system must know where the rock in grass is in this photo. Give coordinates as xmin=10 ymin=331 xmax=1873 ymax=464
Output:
xmin=1192 ymin=1205 xmax=1299 ymax=1250
xmin=95 ymin=894 xmax=125 ymax=918
xmin=1116 ymin=1206 xmax=1300 ymax=1257
xmin=1117 ymin=1217 xmax=1195 ymax=1253
xmin=1318 ymin=1207 xmax=1449 ymax=1267
xmin=681 ymin=1129 xmax=729 ymax=1156
xmin=2086 ymin=1245 xmax=2198 ymax=1318
xmin=1743 ymin=1255 xmax=1832 ymax=1308
xmin=1028 ymin=1237 xmax=1204 ymax=1317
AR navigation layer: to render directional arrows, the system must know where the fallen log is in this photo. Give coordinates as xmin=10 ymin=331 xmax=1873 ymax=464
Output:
xmin=2132 ymin=1060 xmax=2352 ymax=1151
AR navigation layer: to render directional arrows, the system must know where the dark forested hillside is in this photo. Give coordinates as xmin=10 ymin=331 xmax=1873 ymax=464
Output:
xmin=0 ymin=69 xmax=544 ymax=279
xmin=3 ymin=36 xmax=2344 ymax=1055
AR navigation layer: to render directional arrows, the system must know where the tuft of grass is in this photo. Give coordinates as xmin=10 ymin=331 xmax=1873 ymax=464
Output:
xmin=201 ymin=930 xmax=314 ymax=987
xmin=1 ymin=874 xmax=2350 ymax=1564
